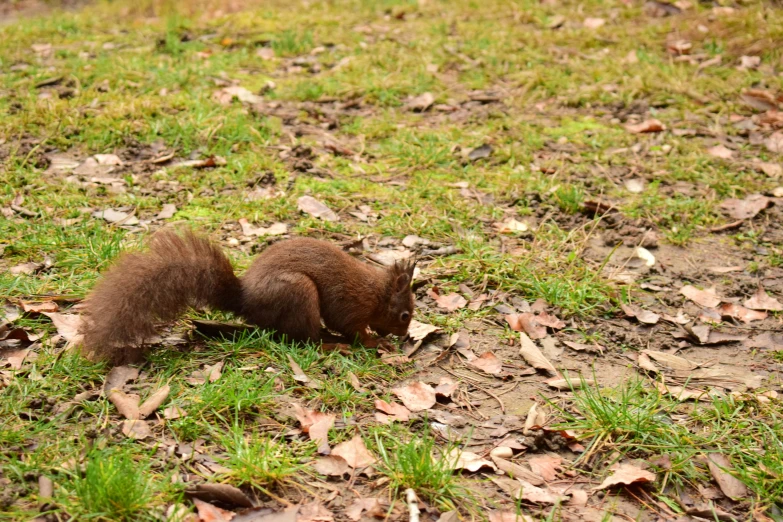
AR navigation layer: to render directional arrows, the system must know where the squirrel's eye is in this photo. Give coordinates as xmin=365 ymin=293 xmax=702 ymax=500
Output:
xmin=400 ymin=311 xmax=410 ymax=322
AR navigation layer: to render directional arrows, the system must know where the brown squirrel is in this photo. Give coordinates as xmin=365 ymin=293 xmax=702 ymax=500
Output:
xmin=79 ymin=229 xmax=416 ymax=364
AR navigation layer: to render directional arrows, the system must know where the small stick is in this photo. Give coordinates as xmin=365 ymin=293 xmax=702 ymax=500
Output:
xmin=405 ymin=489 xmax=420 ymax=522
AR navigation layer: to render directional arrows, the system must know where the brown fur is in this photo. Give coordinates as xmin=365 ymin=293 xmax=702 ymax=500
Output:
xmin=79 ymin=229 xmax=415 ymax=365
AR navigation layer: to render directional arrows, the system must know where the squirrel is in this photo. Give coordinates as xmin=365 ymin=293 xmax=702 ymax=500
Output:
xmin=79 ymin=229 xmax=416 ymax=365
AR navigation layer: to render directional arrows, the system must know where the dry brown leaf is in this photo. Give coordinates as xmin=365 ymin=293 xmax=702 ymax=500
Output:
xmin=408 ymin=92 xmax=435 ymax=112
xmin=374 ymin=399 xmax=410 ymax=422
xmin=491 ymin=457 xmax=544 ymax=485
xmin=621 ymin=304 xmax=660 ymax=325
xmin=103 ymin=365 xmax=138 ymax=393
xmin=298 ymin=501 xmax=334 ymax=522
xmin=468 ymin=352 xmax=503 ymax=375
xmin=655 ymin=381 xmax=710 ymax=401
xmin=121 ymin=419 xmax=151 ymax=440
xmin=493 ymin=219 xmax=529 ymax=233
xmin=107 ymin=390 xmax=140 ymax=420
xmin=41 ymin=312 xmax=81 ymax=341
xmin=288 ymin=355 xmax=320 ymax=388
xmin=138 ymin=385 xmax=171 ymax=418
xmin=155 ymin=204 xmax=177 ymax=220
xmin=164 ymin=405 xmax=186 ymax=419
xmin=592 ymin=462 xmax=656 ymax=491
xmin=331 ymin=435 xmax=375 ymax=468
xmin=562 ymin=340 xmax=604 ymax=353
xmin=583 ymin=17 xmax=606 ymax=29
xmin=488 ymin=511 xmax=534 ymax=522
xmin=625 ymin=119 xmax=665 ymax=133
xmin=744 ymin=285 xmax=783 ymax=311
xmin=642 ymin=350 xmax=698 ymax=371
xmin=20 ymin=301 xmax=58 ymax=313
xmin=402 ymin=234 xmax=430 ymax=247
xmin=297 ymin=196 xmax=339 ymax=222
xmin=435 ymin=376 xmax=458 ymax=398
xmin=680 ymin=285 xmax=721 ymax=308
xmin=505 ymin=313 xmax=546 ymax=339
xmin=345 ymin=498 xmax=383 ymax=522
xmin=720 ymin=194 xmax=770 ymax=220
xmin=313 ymin=455 xmax=351 ymax=476
xmin=238 ymin=218 xmax=288 ymax=237
xmin=193 ymin=498 xmax=235 ymax=522
xmin=707 ymin=454 xmax=748 ymax=500
xmin=4 ymin=349 xmax=30 ymax=370
xmin=92 ymin=208 xmax=139 ymax=226
xmin=518 ymin=333 xmax=557 ymax=375
xmin=624 ymin=178 xmax=645 ymax=193
xmin=766 ymin=131 xmax=783 ymax=154
xmin=292 ymin=404 xmax=335 ymax=454
xmin=515 ymin=480 xmax=567 ymax=504
xmin=186 ymin=483 xmax=254 ymax=509
xmin=546 ymin=376 xmax=594 ymax=390
xmin=431 ymin=292 xmax=468 ymax=312
xmin=444 ymin=449 xmax=497 ymax=472
xmin=741 ymin=89 xmax=778 ymax=111
xmin=528 ymin=455 xmax=562 ymax=482
xmin=393 ymin=381 xmax=436 ymax=411
xmin=707 ymin=145 xmax=734 ymax=159
xmin=535 ymin=311 xmax=566 ymax=329
xmin=213 ymin=86 xmax=263 ymax=105
xmin=638 ymin=352 xmax=659 ymax=373
xmin=718 ymin=303 xmax=767 ymax=323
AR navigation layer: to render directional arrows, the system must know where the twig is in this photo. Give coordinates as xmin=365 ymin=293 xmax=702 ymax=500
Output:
xmin=405 ymin=489 xmax=420 ymax=522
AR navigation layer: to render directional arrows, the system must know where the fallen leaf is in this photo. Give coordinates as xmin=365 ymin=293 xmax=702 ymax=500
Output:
xmin=518 ymin=333 xmax=557 ymax=375
xmin=467 ymin=144 xmax=492 ymax=161
xmin=41 ymin=312 xmax=82 ymax=341
xmin=491 ymin=457 xmax=544 ymax=485
xmin=92 ymin=208 xmax=139 ymax=226
xmin=656 ymin=382 xmax=710 ymax=402
xmin=707 ymin=145 xmax=734 ymax=159
xmin=592 ymin=462 xmax=656 ymax=491
xmin=138 ymin=385 xmax=171 ymax=418
xmin=757 ymin=162 xmax=782 ymax=177
xmin=636 ymin=247 xmax=656 ymax=267
xmin=402 ymin=234 xmax=430 ymax=247
xmin=707 ymin=454 xmax=748 ymax=500
xmin=313 ymin=455 xmax=351 ymax=476
xmin=94 ymin=154 xmax=122 ymax=166
xmin=292 ymin=404 xmax=335 ymax=454
xmin=738 ymin=55 xmax=761 ymax=70
xmin=298 ymin=501 xmax=333 ymax=522
xmin=121 ymin=419 xmax=151 ymax=439
xmin=740 ymin=89 xmax=778 ymax=111
xmin=625 ymin=119 xmax=664 ymax=133
xmin=107 ymin=390 xmax=140 ymax=420
xmin=535 ymin=312 xmax=566 ymax=329
xmin=20 ymin=301 xmax=58 ymax=313
xmin=546 ymin=376 xmax=594 ymax=390
xmin=186 ymin=484 xmax=254 ymax=509
xmin=718 ymin=303 xmax=767 ymax=323
xmin=515 ymin=480 xmax=567 ymax=504
xmin=562 ymin=340 xmax=604 ymax=353
xmin=171 ymin=156 xmax=226 ymax=169
xmin=288 ymin=355 xmax=320 ymax=388
xmin=408 ymin=92 xmax=435 ymax=112
xmin=468 ymin=351 xmax=503 ymax=375
xmin=624 ymin=178 xmax=645 ymax=193
xmin=435 ymin=376 xmax=458 ymax=398
xmin=297 ymin=196 xmax=339 ymax=222
xmin=638 ymin=352 xmax=659 ymax=373
xmin=493 ymin=219 xmax=529 ymax=233
xmin=506 ymin=313 xmax=546 ymax=339
xmin=766 ymin=132 xmax=783 ymax=154
xmin=720 ymin=194 xmax=770 ymax=220
xmin=642 ymin=349 xmax=698 ymax=371
xmin=529 ymin=455 xmax=562 ymax=481
xmin=443 ymin=449 xmax=497 ymax=472
xmin=407 ymin=320 xmax=440 ymax=341
xmin=213 ymin=86 xmax=263 ymax=105
xmin=374 ymin=399 xmax=410 ymax=423
xmin=367 ymin=249 xmax=414 ymax=266
xmin=163 ymin=405 xmax=186 ymax=419
xmin=332 ymin=435 xmax=375 ymax=468
xmin=345 ymin=498 xmax=383 ymax=522
xmin=155 ymin=204 xmax=177 ymax=220
xmin=393 ymin=382 xmax=436 ymax=411
xmin=9 ymin=262 xmax=44 ymax=275
xmin=744 ymin=285 xmax=782 ymax=311
xmin=680 ymin=285 xmax=721 ymax=308
xmin=186 ymin=361 xmax=224 ymax=385
xmin=583 ymin=17 xmax=606 ymax=29
xmin=621 ymin=304 xmax=660 ymax=325
xmin=103 ymin=366 xmax=139 ymax=393
xmin=193 ymin=498 xmax=235 ymax=522
xmin=488 ymin=511 xmax=533 ymax=522
xmin=3 ymin=349 xmax=30 ymax=370
xmin=238 ymin=218 xmax=288 ymax=237
xmin=257 ymin=48 xmax=275 ymax=60
xmin=431 ymin=292 xmax=468 ymax=312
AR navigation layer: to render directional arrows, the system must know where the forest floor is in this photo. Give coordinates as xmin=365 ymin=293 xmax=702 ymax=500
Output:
xmin=1 ymin=0 xmax=783 ymax=521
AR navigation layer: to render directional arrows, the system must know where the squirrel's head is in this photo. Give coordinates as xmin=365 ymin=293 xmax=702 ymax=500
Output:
xmin=372 ymin=258 xmax=416 ymax=337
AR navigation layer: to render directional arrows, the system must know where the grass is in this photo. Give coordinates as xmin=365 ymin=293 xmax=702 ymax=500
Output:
xmin=552 ymin=376 xmax=783 ymax=514
xmin=1 ymin=0 xmax=782 ymax=519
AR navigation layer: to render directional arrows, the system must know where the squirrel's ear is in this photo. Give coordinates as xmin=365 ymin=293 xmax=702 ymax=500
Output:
xmin=394 ymin=273 xmax=411 ymax=293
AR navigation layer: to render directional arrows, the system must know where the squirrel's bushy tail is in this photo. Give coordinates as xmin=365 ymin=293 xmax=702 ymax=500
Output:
xmin=80 ymin=229 xmax=241 ymax=364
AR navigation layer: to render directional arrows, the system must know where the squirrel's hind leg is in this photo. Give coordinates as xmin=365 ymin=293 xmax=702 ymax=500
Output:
xmin=241 ymin=272 xmax=322 ymax=343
